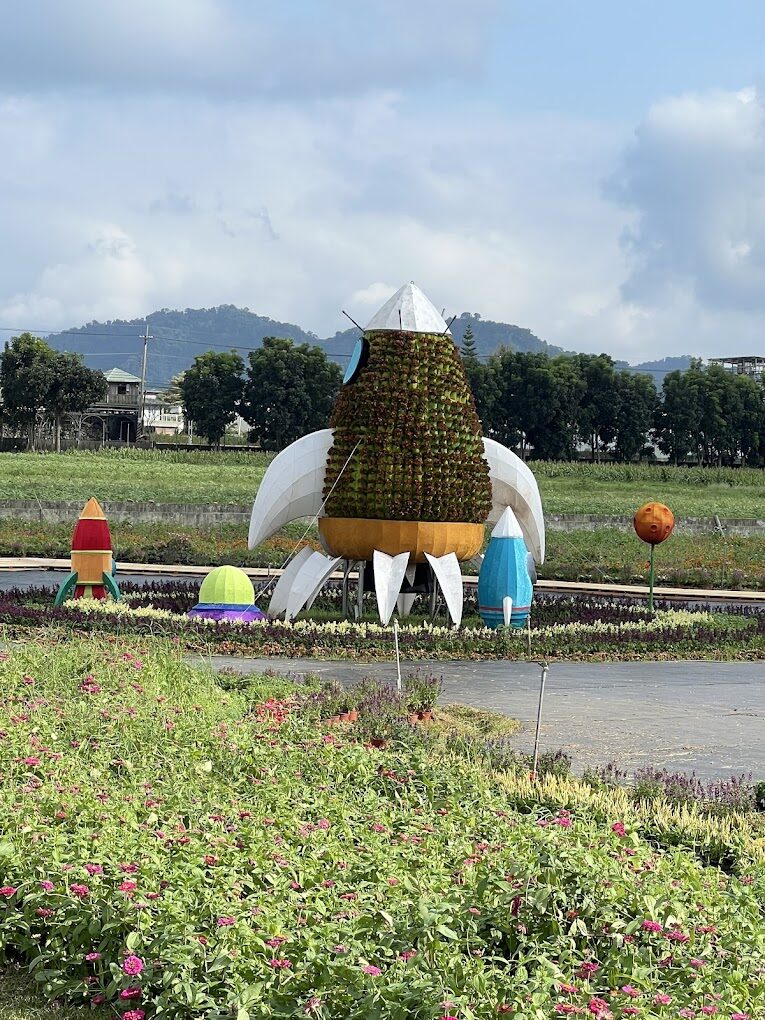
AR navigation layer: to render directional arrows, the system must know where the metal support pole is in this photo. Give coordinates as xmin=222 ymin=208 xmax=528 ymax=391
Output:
xmin=648 ymin=543 xmax=655 ymax=613
xmin=355 ymin=561 xmax=365 ymax=621
xmin=393 ymin=620 xmax=402 ymax=693
xmin=531 ymin=662 xmax=549 ymax=780
xmin=341 ymin=560 xmax=352 ymax=618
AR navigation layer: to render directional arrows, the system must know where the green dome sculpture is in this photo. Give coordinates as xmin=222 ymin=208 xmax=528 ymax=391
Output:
xmin=198 ymin=565 xmax=255 ymax=606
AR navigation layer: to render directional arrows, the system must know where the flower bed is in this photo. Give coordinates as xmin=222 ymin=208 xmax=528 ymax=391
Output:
xmin=0 ymin=637 xmax=763 ymax=1019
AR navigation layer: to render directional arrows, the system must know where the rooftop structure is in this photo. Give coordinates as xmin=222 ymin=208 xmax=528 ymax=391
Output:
xmin=709 ymin=356 xmax=765 ymax=379
xmin=364 ymin=281 xmax=450 ymax=335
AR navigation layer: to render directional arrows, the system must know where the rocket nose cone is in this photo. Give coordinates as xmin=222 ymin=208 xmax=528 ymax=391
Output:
xmin=80 ymin=497 xmax=107 ymax=520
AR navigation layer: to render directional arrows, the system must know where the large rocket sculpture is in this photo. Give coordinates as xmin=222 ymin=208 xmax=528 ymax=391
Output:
xmin=477 ymin=507 xmax=534 ymax=628
xmin=54 ymin=497 xmax=120 ymax=606
xmin=247 ymin=282 xmax=546 ymax=625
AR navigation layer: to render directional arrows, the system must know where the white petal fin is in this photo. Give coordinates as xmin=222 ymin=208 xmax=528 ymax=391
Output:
xmin=285 ymin=551 xmax=343 ymax=621
xmin=267 ymin=546 xmax=314 ymax=618
xmin=248 ymin=429 xmax=334 ymax=549
xmin=425 ymin=552 xmax=464 ymax=628
xmin=396 ymin=565 xmax=417 ymax=618
xmin=482 ymin=437 xmax=546 ymax=564
xmin=373 ymin=550 xmax=410 ymax=626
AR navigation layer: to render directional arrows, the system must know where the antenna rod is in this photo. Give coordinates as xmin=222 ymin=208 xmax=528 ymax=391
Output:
xmin=341 ymin=310 xmax=364 ymax=332
xmin=441 ymin=314 xmax=457 ymax=336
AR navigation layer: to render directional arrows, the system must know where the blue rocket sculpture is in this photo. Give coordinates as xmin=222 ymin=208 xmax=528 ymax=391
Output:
xmin=478 ymin=507 xmax=533 ymax=628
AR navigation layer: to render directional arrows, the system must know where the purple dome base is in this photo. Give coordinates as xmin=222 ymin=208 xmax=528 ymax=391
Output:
xmin=188 ymin=603 xmax=266 ymax=623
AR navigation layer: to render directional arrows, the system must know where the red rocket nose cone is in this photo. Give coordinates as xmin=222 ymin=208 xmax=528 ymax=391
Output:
xmin=72 ymin=498 xmax=112 ymax=551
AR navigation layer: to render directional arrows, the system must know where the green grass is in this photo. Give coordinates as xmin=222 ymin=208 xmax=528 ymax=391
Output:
xmin=0 ymin=450 xmax=764 ymax=517
xmin=0 ymin=974 xmax=77 ymax=1019
xmin=0 ymin=637 xmax=764 ymax=1018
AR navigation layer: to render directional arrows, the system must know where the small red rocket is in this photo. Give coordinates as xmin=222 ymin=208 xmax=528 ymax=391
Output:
xmin=54 ymin=497 xmax=120 ymax=605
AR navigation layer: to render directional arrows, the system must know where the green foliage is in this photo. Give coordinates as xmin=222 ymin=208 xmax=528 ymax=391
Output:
xmin=324 ymin=330 xmax=492 ymax=522
xmin=46 ymin=353 xmax=107 ymax=452
xmin=459 ymin=323 xmax=478 ymax=362
xmin=0 ymin=335 xmax=56 ymax=437
xmin=179 ymin=350 xmax=244 ymax=446
xmin=240 ymin=338 xmax=341 ymax=452
xmin=0 ymin=638 xmax=763 ymax=1018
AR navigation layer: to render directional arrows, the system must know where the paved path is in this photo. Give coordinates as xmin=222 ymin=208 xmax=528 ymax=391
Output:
xmin=195 ymin=655 xmax=765 ymax=779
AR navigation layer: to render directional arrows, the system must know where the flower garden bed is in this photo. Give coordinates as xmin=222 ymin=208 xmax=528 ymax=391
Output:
xmin=0 ymin=637 xmax=764 ymax=1019
xmin=0 ymin=582 xmax=760 ymax=662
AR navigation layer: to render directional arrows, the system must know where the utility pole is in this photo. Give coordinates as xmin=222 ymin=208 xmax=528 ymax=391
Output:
xmin=138 ymin=322 xmax=153 ymax=443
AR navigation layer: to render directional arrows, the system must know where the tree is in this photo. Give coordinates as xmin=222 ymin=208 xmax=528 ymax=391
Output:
xmin=179 ymin=351 xmax=244 ymax=446
xmin=0 ymin=333 xmax=57 ymax=448
xmin=460 ymin=323 xmax=478 ymax=362
xmin=655 ymin=366 xmax=703 ymax=464
xmin=573 ymin=354 xmax=618 ymax=461
xmin=612 ymin=372 xmax=657 ymax=461
xmin=240 ymin=338 xmax=341 ymax=451
xmin=46 ymin=353 xmax=107 ymax=452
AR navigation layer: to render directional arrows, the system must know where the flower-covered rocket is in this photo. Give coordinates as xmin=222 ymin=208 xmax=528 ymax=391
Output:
xmin=54 ymin=497 xmax=120 ymax=605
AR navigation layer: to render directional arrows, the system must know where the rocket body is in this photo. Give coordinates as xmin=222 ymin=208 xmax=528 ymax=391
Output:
xmin=478 ymin=507 xmax=533 ymax=629
xmin=54 ymin=498 xmax=120 ymax=604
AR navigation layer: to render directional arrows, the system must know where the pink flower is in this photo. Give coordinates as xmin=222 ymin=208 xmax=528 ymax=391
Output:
xmin=85 ymin=952 xmax=101 ymax=962
xmin=84 ymin=864 xmax=103 ymax=876
xmin=120 ymin=863 xmax=139 ymax=874
xmin=217 ymin=916 xmax=236 ymax=927
xmin=120 ymin=987 xmax=142 ymax=1000
xmin=559 ymin=985 xmax=579 ymax=996
xmin=36 ymin=908 xmax=53 ymax=917
xmin=731 ymin=1015 xmax=750 ymax=1020
xmin=621 ymin=986 xmax=641 ymax=998
xmin=611 ymin=821 xmax=627 ymax=837
xmin=23 ymin=757 xmax=40 ymax=766
xmin=577 ymin=962 xmax=599 ymax=978
xmin=700 ymin=1008 xmax=718 ymax=1016
xmin=400 ymin=950 xmax=416 ymax=961
xmin=665 ymin=929 xmax=689 ymax=942
xmin=362 ymin=965 xmax=382 ymax=976
xmin=39 ymin=880 xmax=54 ymax=892
xmin=641 ymin=920 xmax=663 ymax=933
xmin=588 ymin=999 xmax=612 ymax=1019
xmin=316 ymin=818 xmax=330 ymax=829
xmin=70 ymin=884 xmax=90 ymax=898
xmin=268 ymin=958 xmax=292 ymax=969
xmin=304 ymin=997 xmax=321 ymax=1014
xmin=332 ymin=944 xmax=347 ymax=954
xmin=122 ymin=955 xmax=144 ymax=976
xmin=0 ymin=887 xmax=17 ymax=897
xmin=690 ymin=958 xmax=706 ymax=969
xmin=122 ymin=1011 xmax=145 ymax=1020
xmin=678 ymin=1010 xmax=696 ymax=1019
xmin=653 ymin=993 xmax=672 ymax=1005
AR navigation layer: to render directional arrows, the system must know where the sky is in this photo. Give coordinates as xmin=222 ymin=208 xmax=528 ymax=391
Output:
xmin=2 ymin=0 xmax=765 ymax=362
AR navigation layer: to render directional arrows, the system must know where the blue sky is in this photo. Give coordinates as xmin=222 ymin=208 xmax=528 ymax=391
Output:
xmin=1 ymin=1 xmax=765 ymax=362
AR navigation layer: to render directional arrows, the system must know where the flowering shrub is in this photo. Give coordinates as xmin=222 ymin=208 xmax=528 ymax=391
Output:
xmin=0 ymin=637 xmax=763 ymax=1018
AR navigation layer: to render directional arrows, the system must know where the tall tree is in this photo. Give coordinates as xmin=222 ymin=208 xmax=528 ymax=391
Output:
xmin=612 ymin=372 xmax=657 ymax=462
xmin=240 ymin=337 xmax=341 ymax=451
xmin=46 ymin=353 xmax=107 ymax=452
xmin=179 ymin=351 xmax=244 ymax=447
xmin=655 ymin=365 xmax=703 ymax=464
xmin=0 ymin=333 xmax=57 ymax=448
xmin=573 ymin=353 xmax=618 ymax=461
xmin=460 ymin=323 xmax=478 ymax=362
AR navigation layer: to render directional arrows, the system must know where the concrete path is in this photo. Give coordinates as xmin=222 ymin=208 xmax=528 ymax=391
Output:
xmin=194 ymin=655 xmax=765 ymax=779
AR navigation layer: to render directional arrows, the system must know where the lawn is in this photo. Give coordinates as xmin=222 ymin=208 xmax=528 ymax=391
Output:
xmin=0 ymin=450 xmax=764 ymax=518
xmin=0 ymin=636 xmax=763 ymax=1018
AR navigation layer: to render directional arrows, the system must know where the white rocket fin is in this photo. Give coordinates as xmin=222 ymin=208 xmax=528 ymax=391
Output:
xmin=482 ymin=437 xmax=546 ymax=564
xmin=248 ymin=429 xmax=334 ymax=549
xmin=268 ymin=546 xmax=314 ymax=618
xmin=373 ymin=550 xmax=410 ymax=626
xmin=425 ymin=551 xmax=464 ymax=628
xmin=285 ymin=551 xmax=343 ymax=621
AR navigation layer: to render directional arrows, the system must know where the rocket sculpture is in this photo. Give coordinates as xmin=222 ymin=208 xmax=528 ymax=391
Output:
xmin=477 ymin=507 xmax=534 ymax=628
xmin=248 ymin=282 xmax=545 ymax=625
xmin=54 ymin=497 xmax=120 ymax=606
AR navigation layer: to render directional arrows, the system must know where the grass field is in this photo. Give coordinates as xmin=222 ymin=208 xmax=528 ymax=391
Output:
xmin=0 ymin=449 xmax=765 ymax=517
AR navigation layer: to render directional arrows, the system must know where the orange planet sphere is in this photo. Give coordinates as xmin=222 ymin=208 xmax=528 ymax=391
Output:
xmin=633 ymin=502 xmax=675 ymax=545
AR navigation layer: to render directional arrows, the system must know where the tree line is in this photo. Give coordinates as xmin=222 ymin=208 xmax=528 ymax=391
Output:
xmin=5 ymin=327 xmax=765 ymax=465
xmin=0 ymin=333 xmax=107 ymax=451
xmin=152 ymin=330 xmax=765 ymax=464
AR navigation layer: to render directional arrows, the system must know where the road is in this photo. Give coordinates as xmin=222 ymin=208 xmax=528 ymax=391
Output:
xmin=194 ymin=655 xmax=765 ymax=779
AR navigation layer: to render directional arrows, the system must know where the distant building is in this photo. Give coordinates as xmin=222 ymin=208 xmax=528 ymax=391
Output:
xmin=709 ymin=356 xmax=765 ymax=380
xmin=86 ymin=367 xmax=142 ymax=442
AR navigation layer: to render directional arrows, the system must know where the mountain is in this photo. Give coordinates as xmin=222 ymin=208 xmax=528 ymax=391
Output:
xmin=43 ymin=303 xmax=687 ymax=387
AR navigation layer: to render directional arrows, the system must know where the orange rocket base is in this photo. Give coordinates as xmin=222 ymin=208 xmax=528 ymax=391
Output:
xmin=54 ymin=498 xmax=120 ymax=606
